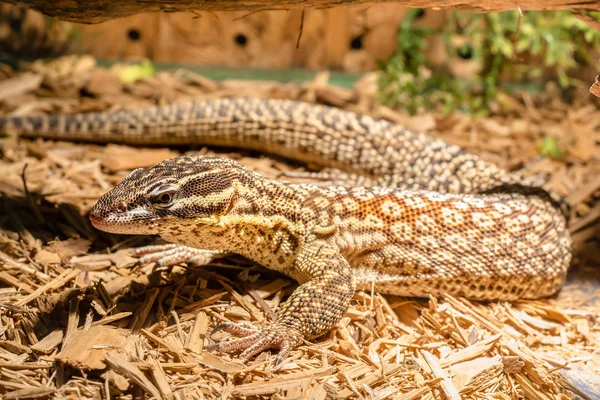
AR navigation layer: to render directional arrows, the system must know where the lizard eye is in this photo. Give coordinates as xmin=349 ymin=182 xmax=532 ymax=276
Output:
xmin=158 ymin=192 xmax=172 ymax=203
xmin=151 ymin=187 xmax=177 ymax=209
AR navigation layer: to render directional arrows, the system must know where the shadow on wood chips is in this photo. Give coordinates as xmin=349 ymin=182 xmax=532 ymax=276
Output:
xmin=0 ymin=55 xmax=599 ymax=399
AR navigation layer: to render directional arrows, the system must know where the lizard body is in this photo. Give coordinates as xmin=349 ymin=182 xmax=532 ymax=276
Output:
xmin=0 ymin=98 xmax=569 ymax=210
xmin=0 ymin=98 xmax=572 ymax=363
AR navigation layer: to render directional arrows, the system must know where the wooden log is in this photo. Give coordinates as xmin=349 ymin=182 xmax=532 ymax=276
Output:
xmin=4 ymin=0 xmax=600 ymax=24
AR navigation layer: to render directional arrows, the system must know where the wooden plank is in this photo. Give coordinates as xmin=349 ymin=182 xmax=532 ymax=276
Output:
xmin=4 ymin=0 xmax=600 ymax=24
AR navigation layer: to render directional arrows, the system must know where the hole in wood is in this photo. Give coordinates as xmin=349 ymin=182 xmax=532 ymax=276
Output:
xmin=9 ymin=14 xmax=23 ymax=32
xmin=235 ymin=33 xmax=248 ymax=47
xmin=127 ymin=28 xmax=141 ymax=41
xmin=350 ymin=35 xmax=363 ymax=50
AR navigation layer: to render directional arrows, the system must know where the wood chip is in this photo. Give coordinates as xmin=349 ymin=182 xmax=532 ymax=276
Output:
xmin=56 ymin=325 xmax=133 ymax=370
xmin=4 ymin=387 xmax=56 ymax=400
xmin=15 ymin=269 xmax=80 ymax=307
xmin=185 ymin=311 xmax=209 ymax=355
xmin=30 ymin=330 xmax=64 ymax=354
xmin=0 ymin=340 xmax=32 ymax=355
xmin=450 ymin=356 xmax=503 ymax=393
xmin=0 ymin=72 xmax=43 ymax=101
xmin=421 ymin=350 xmax=461 ymax=400
xmin=104 ymin=352 xmax=162 ymax=399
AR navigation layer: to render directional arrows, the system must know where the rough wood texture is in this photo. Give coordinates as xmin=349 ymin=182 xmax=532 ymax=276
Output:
xmin=4 ymin=0 xmax=600 ymax=24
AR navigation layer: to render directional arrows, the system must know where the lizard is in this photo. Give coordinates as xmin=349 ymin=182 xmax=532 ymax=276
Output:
xmin=0 ymin=97 xmax=572 ymax=364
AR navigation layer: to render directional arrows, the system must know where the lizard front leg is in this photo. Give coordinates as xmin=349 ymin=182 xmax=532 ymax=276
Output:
xmin=132 ymin=244 xmax=229 ymax=267
xmin=209 ymin=240 xmax=356 ymax=365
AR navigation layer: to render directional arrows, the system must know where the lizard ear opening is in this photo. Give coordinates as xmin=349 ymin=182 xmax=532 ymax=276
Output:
xmin=223 ymin=189 xmax=238 ymax=215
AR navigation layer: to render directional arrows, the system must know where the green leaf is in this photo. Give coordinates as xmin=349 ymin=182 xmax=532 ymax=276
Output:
xmin=538 ymin=136 xmax=564 ymax=159
xmin=117 ymin=59 xmax=155 ymax=83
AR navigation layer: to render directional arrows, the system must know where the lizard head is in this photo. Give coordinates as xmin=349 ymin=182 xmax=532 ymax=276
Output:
xmin=89 ymin=155 xmax=263 ymax=238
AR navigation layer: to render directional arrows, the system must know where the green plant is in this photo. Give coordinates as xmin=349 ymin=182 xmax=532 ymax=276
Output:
xmin=378 ymin=9 xmax=600 ymax=115
xmin=378 ymin=9 xmax=472 ymax=115
xmin=537 ymin=136 xmax=565 ymax=159
xmin=452 ymin=10 xmax=600 ymax=98
xmin=117 ymin=59 xmax=155 ymax=83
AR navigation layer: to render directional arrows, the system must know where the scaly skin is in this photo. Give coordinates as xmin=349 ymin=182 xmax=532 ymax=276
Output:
xmin=0 ymin=98 xmax=569 ymax=214
xmin=1 ymin=98 xmax=572 ymax=363
xmin=88 ymin=156 xmax=570 ymax=364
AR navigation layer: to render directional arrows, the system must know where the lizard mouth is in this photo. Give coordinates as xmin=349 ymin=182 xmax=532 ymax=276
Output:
xmin=89 ymin=210 xmax=134 ymax=234
xmin=89 ymin=212 xmax=121 ymax=233
xmin=89 ymin=208 xmax=161 ymax=235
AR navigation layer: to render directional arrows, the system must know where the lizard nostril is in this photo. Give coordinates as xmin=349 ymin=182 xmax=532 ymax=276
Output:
xmin=116 ymin=202 xmax=128 ymax=213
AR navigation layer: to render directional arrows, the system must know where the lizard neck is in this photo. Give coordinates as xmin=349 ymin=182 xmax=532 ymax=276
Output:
xmin=159 ymin=179 xmax=311 ymax=271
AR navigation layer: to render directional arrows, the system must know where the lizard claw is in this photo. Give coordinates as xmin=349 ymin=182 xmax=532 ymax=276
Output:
xmin=208 ymin=321 xmax=303 ymax=365
xmin=131 ymin=244 xmax=228 ymax=267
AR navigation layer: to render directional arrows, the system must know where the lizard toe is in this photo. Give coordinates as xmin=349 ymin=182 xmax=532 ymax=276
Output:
xmin=132 ymin=244 xmax=178 ymax=258
xmin=208 ymin=322 xmax=303 ymax=364
xmin=211 ymin=321 xmax=258 ymax=338
xmin=207 ymin=332 xmax=262 ymax=355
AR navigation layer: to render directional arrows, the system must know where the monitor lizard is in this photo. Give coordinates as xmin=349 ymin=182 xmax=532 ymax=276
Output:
xmin=0 ymin=97 xmax=572 ymax=364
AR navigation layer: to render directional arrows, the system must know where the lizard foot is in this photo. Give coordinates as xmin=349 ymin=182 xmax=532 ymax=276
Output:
xmin=208 ymin=321 xmax=303 ymax=366
xmin=131 ymin=244 xmax=229 ymax=267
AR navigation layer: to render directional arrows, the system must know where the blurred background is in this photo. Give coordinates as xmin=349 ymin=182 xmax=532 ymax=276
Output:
xmin=1 ymin=4 xmax=599 ymax=115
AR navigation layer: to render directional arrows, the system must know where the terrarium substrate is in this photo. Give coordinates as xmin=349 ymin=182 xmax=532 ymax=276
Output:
xmin=0 ymin=56 xmax=598 ymax=399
